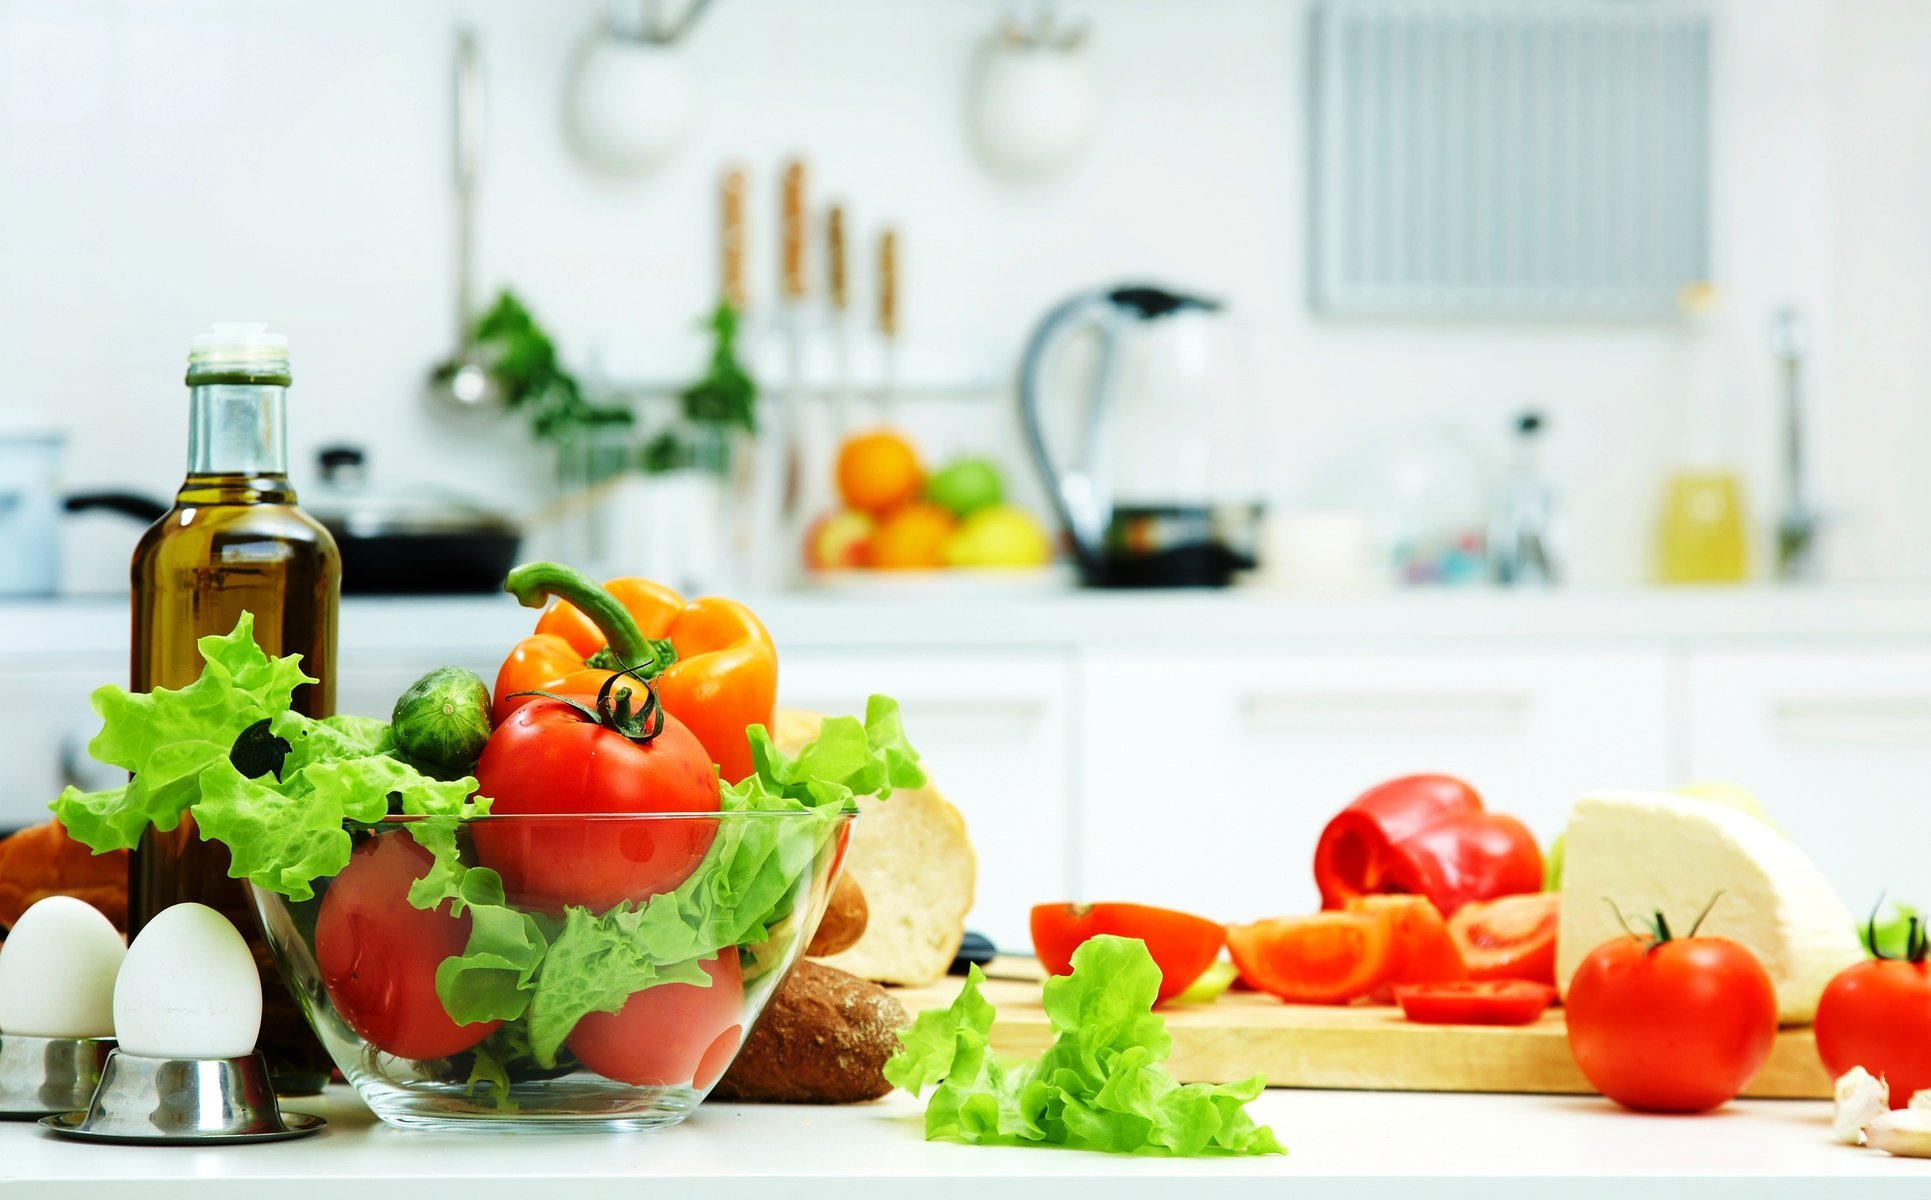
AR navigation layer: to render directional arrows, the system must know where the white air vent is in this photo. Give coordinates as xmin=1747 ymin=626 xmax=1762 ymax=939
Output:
xmin=1310 ymin=0 xmax=1712 ymax=317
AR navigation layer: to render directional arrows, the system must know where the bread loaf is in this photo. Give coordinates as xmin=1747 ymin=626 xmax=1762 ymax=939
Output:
xmin=710 ymin=960 xmax=907 ymax=1103
xmin=807 ymin=871 xmax=868 ymax=958
xmin=0 ymin=820 xmax=127 ymax=934
xmin=774 ymin=708 xmax=975 ymax=986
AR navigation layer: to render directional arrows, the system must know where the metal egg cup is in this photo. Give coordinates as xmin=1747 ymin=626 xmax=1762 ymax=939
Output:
xmin=33 ymin=1047 xmax=325 ymax=1144
xmin=0 ymin=1034 xmax=115 ymax=1118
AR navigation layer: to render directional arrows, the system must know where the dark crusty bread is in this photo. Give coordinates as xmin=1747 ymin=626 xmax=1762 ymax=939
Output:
xmin=711 ymin=960 xmax=907 ymax=1104
xmin=806 ymin=872 xmax=869 ymax=958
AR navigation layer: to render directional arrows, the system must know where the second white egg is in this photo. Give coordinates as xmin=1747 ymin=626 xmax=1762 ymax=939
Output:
xmin=113 ymin=902 xmax=261 ymax=1060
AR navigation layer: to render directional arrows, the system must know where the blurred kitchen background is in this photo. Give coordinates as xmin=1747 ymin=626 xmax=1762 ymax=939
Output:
xmin=4 ymin=0 xmax=1930 ymax=946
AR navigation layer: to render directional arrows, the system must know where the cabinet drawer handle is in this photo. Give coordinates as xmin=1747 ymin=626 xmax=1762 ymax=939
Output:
xmin=1239 ymin=692 xmax=1533 ymax=733
xmin=1769 ymin=698 xmax=1931 ymax=744
xmin=783 ymin=697 xmax=1048 ymax=724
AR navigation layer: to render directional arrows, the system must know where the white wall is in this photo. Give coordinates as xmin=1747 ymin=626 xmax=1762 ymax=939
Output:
xmin=2 ymin=0 xmax=1926 ymax=588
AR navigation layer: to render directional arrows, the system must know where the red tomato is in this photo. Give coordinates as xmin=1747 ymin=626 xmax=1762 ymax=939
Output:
xmin=1395 ymin=980 xmax=1557 ymax=1026
xmin=1347 ymin=895 xmax=1467 ymax=1002
xmin=566 ymin=949 xmax=745 ymax=1087
xmin=314 ymin=831 xmax=502 ymax=1060
xmin=1030 ymin=902 xmax=1226 ymax=1005
xmin=1226 ymin=913 xmax=1395 ymax=1005
xmin=1449 ymin=892 xmax=1559 ymax=984
xmin=1816 ymin=958 xmax=1931 ymax=1109
xmin=1566 ymin=931 xmax=1777 ymax=1112
xmin=472 ymin=696 xmax=721 ymax=912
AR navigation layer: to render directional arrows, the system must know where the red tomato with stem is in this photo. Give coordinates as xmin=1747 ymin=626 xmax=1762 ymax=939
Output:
xmin=314 ymin=830 xmax=502 ymax=1060
xmin=1347 ymin=894 xmax=1467 ymax=1001
xmin=1816 ymin=916 xmax=1931 ymax=1108
xmin=1030 ymin=903 xmax=1226 ymax=1005
xmin=472 ymin=676 xmax=720 ymax=913
xmin=1395 ymin=980 xmax=1556 ymax=1026
xmin=1565 ymin=900 xmax=1777 ymax=1113
xmin=567 ymin=949 xmax=746 ymax=1088
xmin=1449 ymin=892 xmax=1559 ymax=985
xmin=1227 ymin=912 xmax=1395 ymax=1005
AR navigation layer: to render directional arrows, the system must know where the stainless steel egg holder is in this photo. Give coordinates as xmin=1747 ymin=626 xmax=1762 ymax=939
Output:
xmin=37 ymin=1048 xmax=325 ymax=1144
xmin=0 ymin=1034 xmax=116 ymax=1118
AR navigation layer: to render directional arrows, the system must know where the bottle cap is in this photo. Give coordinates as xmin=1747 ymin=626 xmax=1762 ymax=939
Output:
xmin=187 ymin=323 xmax=290 ymax=381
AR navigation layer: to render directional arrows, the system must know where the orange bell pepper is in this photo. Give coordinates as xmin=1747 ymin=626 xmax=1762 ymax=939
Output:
xmin=493 ymin=562 xmax=777 ymax=783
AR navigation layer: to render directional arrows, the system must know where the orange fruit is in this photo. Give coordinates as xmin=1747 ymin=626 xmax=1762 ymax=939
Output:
xmin=836 ymin=430 xmax=924 ymax=515
xmin=869 ymin=504 xmax=956 ymax=570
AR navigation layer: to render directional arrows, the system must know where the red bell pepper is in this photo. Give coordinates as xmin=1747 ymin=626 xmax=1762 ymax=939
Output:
xmin=1312 ymin=774 xmax=1543 ymax=917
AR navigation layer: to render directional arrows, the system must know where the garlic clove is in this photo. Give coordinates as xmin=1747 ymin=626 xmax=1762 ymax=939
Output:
xmin=1911 ymin=1089 xmax=1931 ymax=1113
xmin=1835 ymin=1067 xmax=1890 ymax=1146
xmin=1866 ymin=1109 xmax=1931 ymax=1159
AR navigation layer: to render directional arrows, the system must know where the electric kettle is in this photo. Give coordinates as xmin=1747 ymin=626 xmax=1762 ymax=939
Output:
xmin=1018 ymin=284 xmax=1261 ymax=587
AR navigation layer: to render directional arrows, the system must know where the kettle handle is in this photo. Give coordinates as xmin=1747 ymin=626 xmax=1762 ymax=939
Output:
xmin=1018 ymin=287 xmax=1126 ymax=572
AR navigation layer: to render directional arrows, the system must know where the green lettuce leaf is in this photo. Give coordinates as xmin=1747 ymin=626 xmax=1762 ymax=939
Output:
xmin=522 ymin=905 xmax=713 ymax=1065
xmin=884 ymin=936 xmax=1285 ymax=1158
xmin=430 ymin=867 xmax=550 ymax=1028
xmin=52 ymin=612 xmax=312 ymax=850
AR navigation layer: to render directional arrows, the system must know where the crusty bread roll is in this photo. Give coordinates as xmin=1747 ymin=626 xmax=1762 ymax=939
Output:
xmin=711 ymin=960 xmax=906 ymax=1104
xmin=774 ymin=708 xmax=975 ymax=987
xmin=0 ymin=820 xmax=127 ymax=933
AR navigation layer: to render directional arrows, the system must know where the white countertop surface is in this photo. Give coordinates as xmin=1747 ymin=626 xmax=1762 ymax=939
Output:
xmin=11 ymin=584 xmax=1931 ymax=658
xmin=2 ymin=1086 xmax=1924 ymax=1199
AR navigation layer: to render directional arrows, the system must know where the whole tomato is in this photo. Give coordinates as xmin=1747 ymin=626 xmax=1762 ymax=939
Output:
xmin=472 ymin=675 xmax=720 ymax=913
xmin=567 ymin=949 xmax=745 ymax=1088
xmin=1816 ymin=918 xmax=1931 ymax=1108
xmin=1566 ymin=903 xmax=1777 ymax=1113
xmin=314 ymin=830 xmax=502 ymax=1060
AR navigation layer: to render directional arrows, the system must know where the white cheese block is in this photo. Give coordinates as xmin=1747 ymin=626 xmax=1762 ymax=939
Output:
xmin=1557 ymin=789 xmax=1862 ymax=1024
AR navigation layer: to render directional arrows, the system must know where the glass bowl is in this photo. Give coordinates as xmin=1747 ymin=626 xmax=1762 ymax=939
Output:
xmin=250 ymin=809 xmax=852 ymax=1132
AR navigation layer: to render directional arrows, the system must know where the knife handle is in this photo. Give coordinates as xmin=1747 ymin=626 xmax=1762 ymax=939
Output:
xmin=781 ymin=159 xmax=807 ymax=301
xmin=721 ymin=165 xmax=748 ymax=311
xmin=877 ymin=228 xmax=899 ymax=339
xmin=826 ymin=204 xmax=848 ymax=313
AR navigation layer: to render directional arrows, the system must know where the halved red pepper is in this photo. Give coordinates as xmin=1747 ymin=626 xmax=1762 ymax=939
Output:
xmin=1313 ymin=774 xmax=1543 ymax=917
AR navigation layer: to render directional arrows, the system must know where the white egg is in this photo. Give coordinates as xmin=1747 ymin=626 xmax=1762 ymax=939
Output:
xmin=112 ymin=903 xmax=260 ymax=1059
xmin=0 ymin=895 xmax=124 ymax=1038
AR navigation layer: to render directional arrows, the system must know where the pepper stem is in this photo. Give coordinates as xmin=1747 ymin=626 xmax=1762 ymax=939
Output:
xmin=503 ymin=561 xmax=659 ymax=670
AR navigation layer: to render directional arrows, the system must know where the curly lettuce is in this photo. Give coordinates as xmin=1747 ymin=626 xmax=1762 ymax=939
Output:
xmin=886 ymin=936 xmax=1284 ymax=1158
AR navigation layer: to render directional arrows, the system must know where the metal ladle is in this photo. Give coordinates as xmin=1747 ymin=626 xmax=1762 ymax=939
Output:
xmin=427 ymin=27 xmax=504 ymax=412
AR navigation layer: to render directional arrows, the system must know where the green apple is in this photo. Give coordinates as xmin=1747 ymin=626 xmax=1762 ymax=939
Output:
xmin=926 ymin=457 xmax=1004 ymax=518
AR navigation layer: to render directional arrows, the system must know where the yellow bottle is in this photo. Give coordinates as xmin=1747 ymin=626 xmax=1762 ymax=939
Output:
xmin=1658 ymin=470 xmax=1748 ymax=583
xmin=1656 ymin=285 xmax=1750 ymax=584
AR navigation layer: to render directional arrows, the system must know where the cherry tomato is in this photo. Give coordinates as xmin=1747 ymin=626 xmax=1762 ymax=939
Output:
xmin=1030 ymin=902 xmax=1225 ymax=1005
xmin=1449 ymin=892 xmax=1559 ymax=984
xmin=1817 ymin=957 xmax=1931 ymax=1109
xmin=472 ymin=694 xmax=720 ymax=912
xmin=1566 ymin=929 xmax=1776 ymax=1112
xmin=1395 ymin=980 xmax=1556 ymax=1026
xmin=314 ymin=830 xmax=501 ymax=1060
xmin=1226 ymin=912 xmax=1394 ymax=1005
xmin=566 ymin=949 xmax=745 ymax=1087
xmin=1347 ymin=894 xmax=1467 ymax=1002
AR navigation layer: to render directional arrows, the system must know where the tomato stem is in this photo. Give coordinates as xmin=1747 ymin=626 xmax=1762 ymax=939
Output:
xmin=506 ymin=661 xmax=666 ymax=746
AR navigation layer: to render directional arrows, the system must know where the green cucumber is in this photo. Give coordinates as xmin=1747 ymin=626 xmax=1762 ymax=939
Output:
xmin=391 ymin=666 xmax=493 ymax=776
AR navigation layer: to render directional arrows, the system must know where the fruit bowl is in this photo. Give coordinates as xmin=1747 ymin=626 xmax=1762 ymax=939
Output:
xmin=251 ymin=810 xmax=852 ymax=1132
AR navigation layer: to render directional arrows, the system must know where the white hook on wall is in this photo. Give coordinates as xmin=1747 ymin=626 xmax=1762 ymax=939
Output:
xmin=968 ymin=3 xmax=1099 ymax=179
xmin=564 ymin=0 xmax=716 ymax=177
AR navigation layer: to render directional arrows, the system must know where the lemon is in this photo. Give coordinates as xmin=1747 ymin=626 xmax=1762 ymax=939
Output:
xmin=942 ymin=505 xmax=1051 ymax=568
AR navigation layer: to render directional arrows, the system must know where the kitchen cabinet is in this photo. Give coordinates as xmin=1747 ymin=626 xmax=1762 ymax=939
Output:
xmin=1685 ymin=648 xmax=1931 ymax=910
xmin=779 ymin=650 xmax=1076 ymax=949
xmin=0 ymin=654 xmax=123 ymax=829
xmin=1076 ymin=647 xmax=1674 ymax=920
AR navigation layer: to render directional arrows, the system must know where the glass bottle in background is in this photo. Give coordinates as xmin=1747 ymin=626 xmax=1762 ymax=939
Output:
xmin=129 ymin=323 xmax=340 ymax=1094
xmin=1657 ymin=285 xmax=1750 ymax=583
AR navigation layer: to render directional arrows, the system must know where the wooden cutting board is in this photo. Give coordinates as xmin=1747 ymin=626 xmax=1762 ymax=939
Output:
xmin=890 ymin=960 xmax=1831 ymax=1099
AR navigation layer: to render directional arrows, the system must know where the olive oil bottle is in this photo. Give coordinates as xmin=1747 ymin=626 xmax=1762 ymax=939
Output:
xmin=129 ymin=323 xmax=339 ymax=1093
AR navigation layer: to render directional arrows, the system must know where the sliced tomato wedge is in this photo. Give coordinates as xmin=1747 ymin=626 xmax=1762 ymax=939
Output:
xmin=1226 ymin=912 xmax=1395 ymax=1005
xmin=1030 ymin=902 xmax=1225 ymax=1005
xmin=1395 ymin=980 xmax=1558 ymax=1026
xmin=1447 ymin=892 xmax=1559 ymax=985
xmin=1346 ymin=894 xmax=1467 ymax=1002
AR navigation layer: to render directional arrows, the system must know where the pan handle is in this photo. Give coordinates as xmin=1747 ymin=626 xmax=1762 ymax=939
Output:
xmin=63 ymin=492 xmax=168 ymax=523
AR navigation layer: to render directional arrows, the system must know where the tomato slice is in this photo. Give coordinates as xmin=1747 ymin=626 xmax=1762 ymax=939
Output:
xmin=1447 ymin=892 xmax=1559 ymax=984
xmin=1395 ymin=980 xmax=1558 ymax=1026
xmin=1030 ymin=902 xmax=1225 ymax=1005
xmin=1346 ymin=895 xmax=1467 ymax=1002
xmin=1226 ymin=913 xmax=1395 ymax=1005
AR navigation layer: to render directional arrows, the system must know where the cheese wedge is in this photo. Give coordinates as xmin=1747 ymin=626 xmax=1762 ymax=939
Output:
xmin=1557 ymin=789 xmax=1861 ymax=1024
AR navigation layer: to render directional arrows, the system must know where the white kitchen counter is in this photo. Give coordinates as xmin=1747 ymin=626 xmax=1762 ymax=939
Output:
xmin=2 ymin=1086 xmax=1923 ymax=1199
xmin=10 ymin=583 xmax=1931 ymax=658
